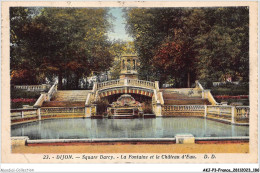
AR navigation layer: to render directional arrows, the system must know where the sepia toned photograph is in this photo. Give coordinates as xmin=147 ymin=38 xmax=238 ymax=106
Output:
xmin=1 ymin=1 xmax=258 ymax=167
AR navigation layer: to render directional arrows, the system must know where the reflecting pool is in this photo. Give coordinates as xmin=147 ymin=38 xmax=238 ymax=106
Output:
xmin=11 ymin=117 xmax=249 ymax=139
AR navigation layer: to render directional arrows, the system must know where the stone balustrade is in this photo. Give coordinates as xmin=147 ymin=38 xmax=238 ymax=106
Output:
xmin=162 ymin=104 xmax=249 ymax=124
xmin=236 ymin=106 xmax=250 ymax=120
xmin=162 ymin=105 xmax=205 ymax=116
xmin=207 ymin=105 xmax=233 ymax=120
xmin=195 ymin=80 xmax=204 ymax=90
xmin=195 ymin=80 xmax=219 ymax=105
xmin=157 ymin=91 xmax=164 ymax=105
xmin=97 ymin=79 xmax=124 ymax=89
xmin=84 ymin=82 xmax=98 ymax=117
xmin=14 ymin=84 xmax=51 ymax=91
xmin=11 ymin=108 xmax=38 ymax=121
xmin=203 ymin=90 xmax=219 ymax=105
xmin=85 ymin=92 xmax=96 ymax=105
xmin=152 ymin=89 xmax=164 ymax=116
xmin=33 ymin=82 xmax=58 ymax=108
xmin=33 ymin=94 xmax=46 ymax=108
xmin=11 ymin=106 xmax=86 ymax=124
xmin=127 ymin=79 xmax=155 ymax=89
xmin=213 ymin=81 xmax=239 ymax=87
xmin=95 ymin=79 xmax=157 ymax=116
xmin=40 ymin=107 xmax=85 ymax=116
xmin=97 ymin=78 xmax=155 ymax=90
xmin=163 ymin=105 xmax=205 ymax=112
xmin=11 ymin=104 xmax=249 ymax=125
xmin=47 ymin=82 xmax=58 ymax=100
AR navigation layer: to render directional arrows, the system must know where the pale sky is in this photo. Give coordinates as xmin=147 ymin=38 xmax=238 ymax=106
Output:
xmin=107 ymin=7 xmax=134 ymax=42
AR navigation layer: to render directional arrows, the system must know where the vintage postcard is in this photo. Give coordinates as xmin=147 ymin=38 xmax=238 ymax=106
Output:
xmin=1 ymin=0 xmax=259 ymax=171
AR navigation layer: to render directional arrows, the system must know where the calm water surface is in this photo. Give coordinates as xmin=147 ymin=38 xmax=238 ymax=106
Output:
xmin=11 ymin=117 xmax=249 ymax=139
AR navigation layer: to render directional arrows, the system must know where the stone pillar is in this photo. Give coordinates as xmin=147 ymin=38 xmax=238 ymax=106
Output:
xmin=204 ymin=105 xmax=207 ymax=117
xmin=155 ymin=81 xmax=159 ymax=90
xmin=231 ymin=106 xmax=236 ymax=124
xmin=154 ymin=103 xmax=162 ymax=116
xmin=93 ymin=82 xmax=97 ymax=91
xmin=55 ymin=83 xmax=58 ymax=91
xmin=175 ymin=134 xmax=195 ymax=144
xmin=124 ymin=79 xmax=128 ymax=86
xmin=131 ymin=59 xmax=133 ymax=70
xmin=121 ymin=59 xmax=123 ymax=71
xmin=44 ymin=93 xmax=50 ymax=102
xmin=124 ymin=59 xmax=126 ymax=70
xmin=11 ymin=136 xmax=29 ymax=147
xmin=37 ymin=108 xmax=41 ymax=120
xmin=85 ymin=106 xmax=91 ymax=117
xmin=21 ymin=111 xmax=24 ymax=118
xmin=42 ymin=84 xmax=47 ymax=91
xmin=93 ymin=104 xmax=97 ymax=116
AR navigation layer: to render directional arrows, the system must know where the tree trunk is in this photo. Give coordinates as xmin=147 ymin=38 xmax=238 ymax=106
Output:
xmin=75 ymin=75 xmax=80 ymax=89
xmin=187 ymin=72 xmax=190 ymax=88
xmin=58 ymin=72 xmax=62 ymax=89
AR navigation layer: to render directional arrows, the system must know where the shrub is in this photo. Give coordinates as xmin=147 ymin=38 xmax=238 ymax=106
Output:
xmin=210 ymin=82 xmax=249 ymax=96
xmin=11 ymin=101 xmax=36 ymax=109
xmin=214 ymin=95 xmax=249 ymax=99
xmin=10 ymin=88 xmax=41 ymax=109
xmin=11 ymin=88 xmax=41 ymax=99
xmin=11 ymin=98 xmax=36 ymax=103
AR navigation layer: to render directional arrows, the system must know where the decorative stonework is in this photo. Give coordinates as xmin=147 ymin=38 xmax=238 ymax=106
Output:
xmin=111 ymin=94 xmax=141 ymax=107
xmin=120 ymin=54 xmax=138 ymax=79
xmin=107 ymin=94 xmax=143 ymax=117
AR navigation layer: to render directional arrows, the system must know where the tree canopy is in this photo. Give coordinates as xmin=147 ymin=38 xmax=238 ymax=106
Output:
xmin=125 ymin=7 xmax=249 ymax=87
xmin=10 ymin=7 xmax=249 ymax=89
xmin=10 ymin=7 xmax=113 ymax=89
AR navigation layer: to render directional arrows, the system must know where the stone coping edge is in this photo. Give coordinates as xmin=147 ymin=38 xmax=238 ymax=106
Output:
xmin=11 ymin=116 xmax=249 ymax=126
xmin=26 ymin=138 xmax=176 ymax=143
xmin=24 ymin=136 xmax=249 ymax=144
xmin=195 ymin=136 xmax=249 ymax=141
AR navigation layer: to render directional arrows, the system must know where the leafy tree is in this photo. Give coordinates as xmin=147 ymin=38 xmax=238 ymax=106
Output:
xmin=194 ymin=7 xmax=249 ymax=82
xmin=125 ymin=8 xmax=186 ymax=84
xmin=10 ymin=7 xmax=44 ymax=84
xmin=10 ymin=7 xmax=113 ymax=89
xmin=125 ymin=7 xmax=249 ymax=87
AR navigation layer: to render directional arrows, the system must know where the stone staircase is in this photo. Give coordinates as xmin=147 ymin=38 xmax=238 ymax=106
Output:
xmin=161 ymin=89 xmax=211 ymax=105
xmin=41 ymin=90 xmax=91 ymax=107
xmin=51 ymin=90 xmax=90 ymax=102
xmin=114 ymin=109 xmax=135 ymax=117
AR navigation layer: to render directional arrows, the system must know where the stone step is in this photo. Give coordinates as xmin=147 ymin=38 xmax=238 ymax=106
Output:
xmin=115 ymin=112 xmax=134 ymax=115
xmin=111 ymin=114 xmax=134 ymax=117
xmin=161 ymin=89 xmax=211 ymax=105
xmin=164 ymin=99 xmax=210 ymax=105
xmin=116 ymin=109 xmax=134 ymax=112
xmin=162 ymin=92 xmax=193 ymax=99
xmin=51 ymin=90 xmax=91 ymax=102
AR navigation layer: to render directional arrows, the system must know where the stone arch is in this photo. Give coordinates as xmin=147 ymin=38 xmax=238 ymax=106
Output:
xmin=98 ymin=87 xmax=154 ymax=98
